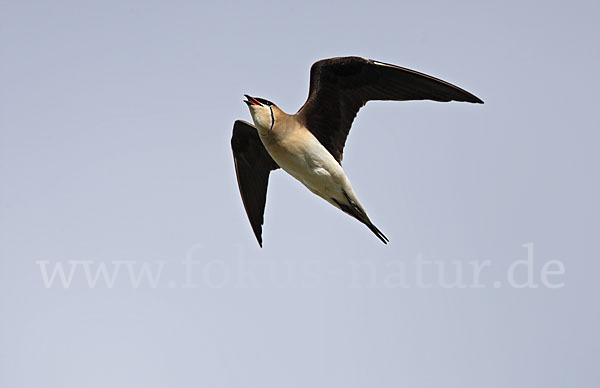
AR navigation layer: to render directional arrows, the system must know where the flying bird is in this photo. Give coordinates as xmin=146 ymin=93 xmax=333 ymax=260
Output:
xmin=231 ymin=56 xmax=483 ymax=247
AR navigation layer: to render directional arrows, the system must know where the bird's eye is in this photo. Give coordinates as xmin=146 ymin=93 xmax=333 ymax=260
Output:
xmin=256 ymin=98 xmax=273 ymax=106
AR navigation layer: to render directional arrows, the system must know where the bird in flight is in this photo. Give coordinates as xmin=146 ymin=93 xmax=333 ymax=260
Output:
xmin=231 ymin=56 xmax=483 ymax=247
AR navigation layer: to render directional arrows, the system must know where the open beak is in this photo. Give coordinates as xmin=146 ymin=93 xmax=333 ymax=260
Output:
xmin=244 ymin=94 xmax=262 ymax=107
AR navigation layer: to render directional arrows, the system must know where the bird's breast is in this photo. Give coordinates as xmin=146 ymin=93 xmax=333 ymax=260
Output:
xmin=261 ymin=127 xmax=348 ymax=200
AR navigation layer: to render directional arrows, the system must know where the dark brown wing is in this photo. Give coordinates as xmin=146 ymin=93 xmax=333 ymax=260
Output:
xmin=296 ymin=56 xmax=484 ymax=163
xmin=231 ymin=120 xmax=279 ymax=247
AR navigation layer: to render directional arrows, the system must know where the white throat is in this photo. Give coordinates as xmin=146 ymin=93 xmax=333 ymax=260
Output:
xmin=250 ymin=107 xmax=274 ymax=136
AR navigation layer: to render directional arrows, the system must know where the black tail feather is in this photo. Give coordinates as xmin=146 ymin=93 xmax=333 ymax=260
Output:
xmin=332 ymin=193 xmax=389 ymax=244
xmin=365 ymin=221 xmax=389 ymax=244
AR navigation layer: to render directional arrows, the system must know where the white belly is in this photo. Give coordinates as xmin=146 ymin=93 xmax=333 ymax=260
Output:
xmin=262 ymin=131 xmax=348 ymax=200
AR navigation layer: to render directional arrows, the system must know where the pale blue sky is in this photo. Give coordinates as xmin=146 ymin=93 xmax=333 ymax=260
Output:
xmin=1 ymin=1 xmax=598 ymax=387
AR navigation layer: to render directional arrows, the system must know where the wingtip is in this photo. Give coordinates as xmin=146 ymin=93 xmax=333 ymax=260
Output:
xmin=462 ymin=93 xmax=484 ymax=104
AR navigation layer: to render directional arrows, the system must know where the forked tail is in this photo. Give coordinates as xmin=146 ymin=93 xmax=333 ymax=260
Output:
xmin=331 ymin=190 xmax=389 ymax=244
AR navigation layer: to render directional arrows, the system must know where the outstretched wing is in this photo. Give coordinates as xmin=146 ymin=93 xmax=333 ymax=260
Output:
xmin=231 ymin=120 xmax=279 ymax=247
xmin=296 ymin=56 xmax=483 ymax=162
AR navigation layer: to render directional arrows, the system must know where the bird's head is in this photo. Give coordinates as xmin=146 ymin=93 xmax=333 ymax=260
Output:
xmin=244 ymin=95 xmax=279 ymax=134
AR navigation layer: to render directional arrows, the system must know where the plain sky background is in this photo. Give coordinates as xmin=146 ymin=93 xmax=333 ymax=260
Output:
xmin=1 ymin=1 xmax=599 ymax=387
